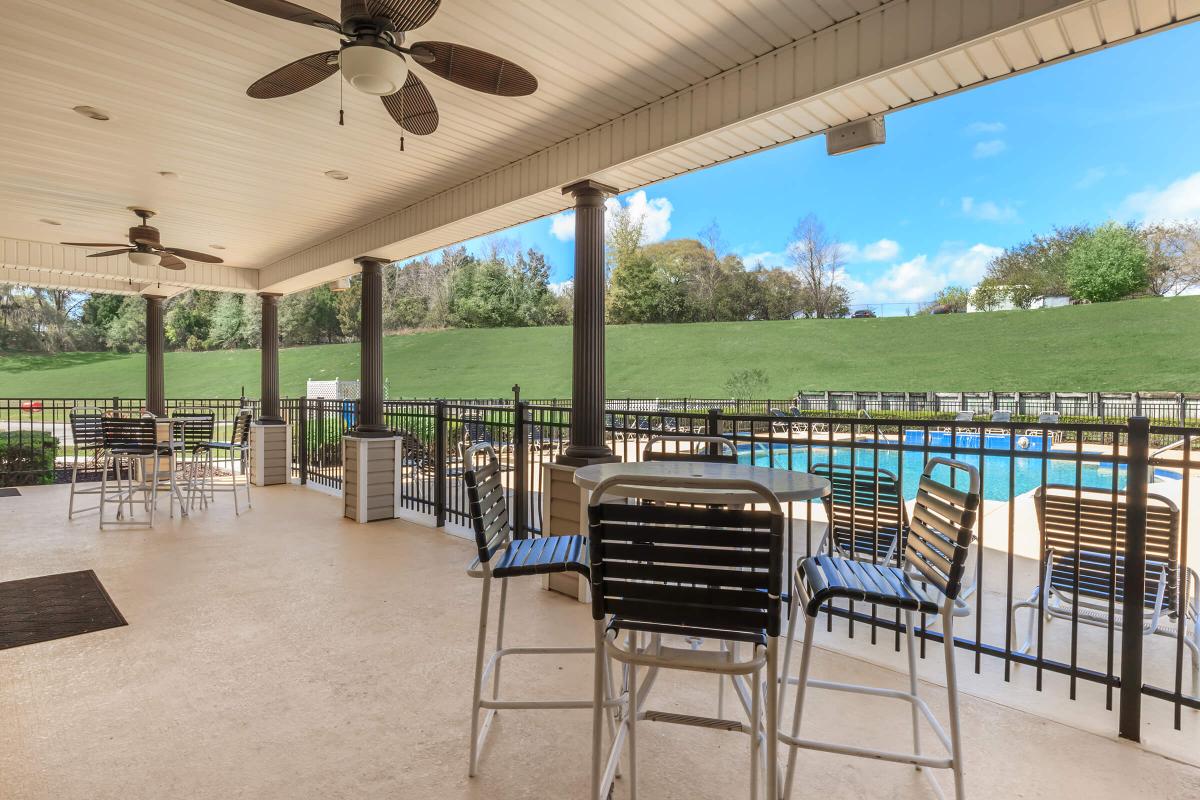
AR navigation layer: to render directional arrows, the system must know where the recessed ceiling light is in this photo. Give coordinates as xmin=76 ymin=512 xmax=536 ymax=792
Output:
xmin=39 ymin=218 xmax=62 ymax=226
xmin=72 ymin=105 xmax=110 ymax=121
xmin=324 ymin=170 xmax=350 ymax=181
xmin=158 ymin=171 xmax=179 ymax=180
xmin=209 ymin=244 xmax=226 ymax=250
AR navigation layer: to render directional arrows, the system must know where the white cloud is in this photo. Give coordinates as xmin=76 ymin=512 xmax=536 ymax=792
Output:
xmin=549 ymin=213 xmax=575 ymax=241
xmin=548 ymin=279 xmax=573 ymax=295
xmin=966 ymin=121 xmax=1006 ymax=134
xmin=742 ymin=250 xmax=787 ymax=269
xmin=847 ymin=243 xmax=1002 ymax=305
xmin=961 ymin=196 xmax=1019 ymax=223
xmin=1119 ymin=171 xmax=1200 ymax=223
xmin=837 ymin=238 xmax=901 ymax=263
xmin=547 ymin=190 xmax=674 ymax=245
xmin=972 ymin=139 xmax=1007 ymax=158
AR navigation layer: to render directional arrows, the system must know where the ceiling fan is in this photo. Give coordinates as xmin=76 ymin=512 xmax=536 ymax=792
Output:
xmin=61 ymin=208 xmax=224 ymax=271
xmin=225 ymin=0 xmax=537 ymax=136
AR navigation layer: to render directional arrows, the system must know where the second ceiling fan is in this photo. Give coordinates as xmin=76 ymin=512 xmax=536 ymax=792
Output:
xmin=226 ymin=0 xmax=538 ymax=136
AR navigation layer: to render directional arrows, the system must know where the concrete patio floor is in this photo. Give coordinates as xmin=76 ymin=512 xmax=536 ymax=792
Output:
xmin=2 ymin=482 xmax=1199 ymax=799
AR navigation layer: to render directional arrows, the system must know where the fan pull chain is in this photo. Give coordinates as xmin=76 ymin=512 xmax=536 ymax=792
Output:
xmin=339 ymin=77 xmax=345 ymax=126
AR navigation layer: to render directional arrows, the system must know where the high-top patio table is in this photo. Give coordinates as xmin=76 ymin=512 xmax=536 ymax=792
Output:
xmin=574 ymin=459 xmax=831 ymax=755
xmin=573 ymin=459 xmax=830 ymax=505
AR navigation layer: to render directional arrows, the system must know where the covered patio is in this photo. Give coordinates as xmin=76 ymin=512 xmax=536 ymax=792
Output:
xmin=3 ymin=481 xmax=1198 ymax=799
xmin=3 ymin=1 xmax=1200 ymax=797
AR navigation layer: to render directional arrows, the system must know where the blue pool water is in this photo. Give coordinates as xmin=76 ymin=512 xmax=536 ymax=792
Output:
xmin=737 ymin=429 xmax=1180 ymax=502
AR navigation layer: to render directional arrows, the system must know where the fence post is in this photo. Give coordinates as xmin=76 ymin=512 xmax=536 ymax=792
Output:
xmin=513 ymin=400 xmax=528 ymax=540
xmin=434 ymin=399 xmax=447 ymax=528
xmin=1179 ymin=393 xmax=1187 ymax=427
xmin=1119 ymin=416 xmax=1150 ymax=741
xmin=298 ymin=397 xmax=308 ymax=485
xmin=706 ymin=407 xmax=720 ymax=440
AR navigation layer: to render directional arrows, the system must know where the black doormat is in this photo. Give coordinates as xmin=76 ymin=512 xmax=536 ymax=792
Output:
xmin=0 ymin=487 xmax=20 ymax=497
xmin=0 ymin=570 xmax=126 ymax=650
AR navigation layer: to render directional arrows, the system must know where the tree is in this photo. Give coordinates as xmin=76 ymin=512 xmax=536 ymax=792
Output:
xmin=1141 ymin=221 xmax=1200 ymax=297
xmin=1066 ymin=222 xmax=1149 ymax=303
xmin=974 ymin=226 xmax=1088 ymax=309
xmin=787 ymin=215 xmax=850 ymax=318
xmin=280 ymin=285 xmax=342 ymax=344
xmin=921 ymin=285 xmax=970 ymax=314
xmin=757 ymin=268 xmax=806 ymax=320
xmin=723 ymin=368 xmax=769 ymax=400
xmin=606 ymin=255 xmax=689 ymax=324
xmin=207 ymin=293 xmax=247 ymax=349
xmin=105 ymin=296 xmax=145 ymax=352
xmin=606 ymin=203 xmax=644 ymax=274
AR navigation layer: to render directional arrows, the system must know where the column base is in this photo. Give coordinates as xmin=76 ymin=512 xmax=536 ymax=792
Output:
xmin=540 ymin=455 xmax=622 ymax=602
xmin=343 ymin=433 xmax=402 ymax=522
xmin=250 ymin=422 xmax=291 ymax=486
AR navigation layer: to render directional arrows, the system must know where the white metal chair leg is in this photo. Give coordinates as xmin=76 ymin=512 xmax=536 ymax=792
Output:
xmin=98 ymin=456 xmax=109 ymax=529
xmin=906 ymin=611 xmax=923 ymax=770
xmin=750 ymin=659 xmax=761 ymax=800
xmin=468 ymin=571 xmax=491 ymax=777
xmin=782 ymin=611 xmax=817 ymax=800
xmin=765 ymin=637 xmax=779 ymax=800
xmin=591 ymin=621 xmax=606 ymax=800
xmin=627 ymin=642 xmax=639 ymax=800
xmin=942 ymin=614 xmax=965 ymax=799
xmin=493 ymin=577 xmax=508 ymax=702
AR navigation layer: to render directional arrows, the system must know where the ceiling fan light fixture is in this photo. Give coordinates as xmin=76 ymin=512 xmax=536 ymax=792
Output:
xmin=128 ymin=250 xmax=160 ymax=267
xmin=339 ymin=42 xmax=408 ymax=96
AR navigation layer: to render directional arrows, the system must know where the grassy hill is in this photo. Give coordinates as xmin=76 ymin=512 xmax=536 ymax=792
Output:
xmin=1 ymin=296 xmax=1197 ymax=399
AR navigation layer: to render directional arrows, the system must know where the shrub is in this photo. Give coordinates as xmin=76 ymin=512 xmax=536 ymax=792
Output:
xmin=0 ymin=431 xmax=59 ymax=486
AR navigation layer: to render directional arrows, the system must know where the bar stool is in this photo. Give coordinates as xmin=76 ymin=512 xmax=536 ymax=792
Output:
xmin=587 ymin=474 xmax=785 ymax=800
xmin=170 ymin=411 xmax=215 ymax=510
xmin=67 ymin=407 xmax=106 ymax=518
xmin=98 ymin=416 xmax=160 ymax=528
xmin=198 ymin=409 xmax=253 ymax=514
xmin=778 ymin=457 xmax=981 ymax=800
xmin=461 ymin=443 xmax=620 ymax=778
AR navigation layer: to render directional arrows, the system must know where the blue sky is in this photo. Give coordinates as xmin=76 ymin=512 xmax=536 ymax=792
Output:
xmin=418 ymin=22 xmax=1200 ymax=316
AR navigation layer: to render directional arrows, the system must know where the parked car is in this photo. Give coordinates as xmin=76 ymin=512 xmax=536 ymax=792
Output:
xmin=850 ymin=309 xmax=876 ymax=318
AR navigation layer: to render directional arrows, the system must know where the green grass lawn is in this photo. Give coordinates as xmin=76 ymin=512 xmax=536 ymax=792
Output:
xmin=1 ymin=296 xmax=1197 ymax=399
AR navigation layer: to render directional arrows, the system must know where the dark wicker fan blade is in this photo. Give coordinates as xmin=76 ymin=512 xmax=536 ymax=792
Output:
xmin=163 ymin=247 xmax=224 ymax=264
xmin=223 ymin=0 xmax=340 ymax=31
xmin=363 ymin=0 xmax=440 ymax=31
xmin=158 ymin=254 xmax=187 ymax=270
xmin=247 ymin=51 xmax=339 ymax=99
xmin=84 ymin=248 xmax=134 ymax=258
xmin=381 ymin=72 xmax=438 ymax=135
xmin=410 ymin=41 xmax=537 ymax=96
xmin=61 ymin=242 xmax=126 ymax=247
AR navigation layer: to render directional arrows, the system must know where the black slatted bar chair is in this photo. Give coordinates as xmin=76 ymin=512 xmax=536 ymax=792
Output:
xmin=779 ymin=457 xmax=980 ymax=800
xmin=200 ymin=409 xmax=253 ymax=514
xmin=461 ymin=443 xmax=620 ymax=778
xmin=810 ymin=462 xmax=908 ymax=565
xmin=68 ymin=407 xmax=107 ymax=518
xmin=171 ymin=411 xmax=215 ymax=511
xmin=588 ymin=475 xmax=784 ymax=800
xmin=99 ymin=416 xmax=161 ymax=529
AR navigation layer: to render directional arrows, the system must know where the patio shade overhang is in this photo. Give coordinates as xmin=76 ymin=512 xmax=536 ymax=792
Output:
xmin=2 ymin=0 xmax=1197 ymax=295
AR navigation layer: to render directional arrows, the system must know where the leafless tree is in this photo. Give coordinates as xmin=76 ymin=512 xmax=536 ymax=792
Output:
xmin=787 ymin=214 xmax=850 ymax=318
xmin=1142 ymin=221 xmax=1200 ymax=296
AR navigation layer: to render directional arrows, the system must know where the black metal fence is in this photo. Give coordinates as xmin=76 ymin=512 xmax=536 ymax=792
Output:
xmin=5 ymin=393 xmax=1197 ymax=741
xmin=0 ymin=396 xmax=256 ymax=486
xmin=278 ymin=394 xmax=1199 ymax=741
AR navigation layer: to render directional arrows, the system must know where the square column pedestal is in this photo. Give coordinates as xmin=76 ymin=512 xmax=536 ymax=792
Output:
xmin=343 ymin=434 xmax=402 ymax=523
xmin=249 ymin=422 xmax=291 ymax=487
xmin=541 ymin=458 xmax=620 ymax=601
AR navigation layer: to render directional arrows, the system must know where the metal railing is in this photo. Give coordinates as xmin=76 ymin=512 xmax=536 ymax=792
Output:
xmin=0 ymin=396 xmax=256 ymax=486
xmin=6 ymin=393 xmax=1197 ymax=742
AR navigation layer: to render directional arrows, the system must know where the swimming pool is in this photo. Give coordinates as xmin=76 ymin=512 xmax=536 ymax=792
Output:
xmin=736 ymin=431 xmax=1180 ymax=502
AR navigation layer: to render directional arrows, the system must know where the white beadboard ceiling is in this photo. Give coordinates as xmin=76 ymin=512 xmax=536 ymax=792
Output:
xmin=0 ymin=0 xmax=1196 ymax=294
